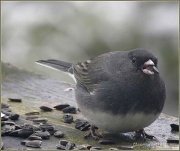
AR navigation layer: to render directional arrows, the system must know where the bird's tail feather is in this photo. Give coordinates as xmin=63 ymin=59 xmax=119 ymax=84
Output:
xmin=35 ymin=59 xmax=73 ymax=73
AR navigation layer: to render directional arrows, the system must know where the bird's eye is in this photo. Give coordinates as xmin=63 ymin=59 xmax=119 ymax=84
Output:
xmin=132 ymin=57 xmax=136 ymax=63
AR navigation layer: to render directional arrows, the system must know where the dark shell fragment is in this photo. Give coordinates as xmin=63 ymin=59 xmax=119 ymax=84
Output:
xmin=54 ymin=131 xmax=64 ymax=138
xmin=28 ymin=135 xmax=42 ymax=140
xmin=25 ymin=112 xmax=40 ymax=116
xmin=65 ymin=142 xmax=75 ymax=150
xmin=18 ymin=128 xmax=34 ymax=138
xmin=54 ymin=104 xmax=70 ymax=110
xmin=56 ymin=144 xmax=66 ymax=150
xmin=39 ymin=124 xmax=54 ymax=131
xmin=170 ymin=124 xmax=179 ymax=132
xmin=167 ymin=139 xmax=179 ymax=144
xmin=1 ymin=125 xmax=15 ymax=136
xmin=32 ymin=118 xmax=48 ymax=124
xmin=25 ymin=140 xmax=42 ymax=148
xmin=35 ymin=130 xmax=50 ymax=139
xmin=21 ymin=140 xmax=28 ymax=145
xmin=25 ymin=115 xmax=39 ymax=120
xmin=75 ymin=145 xmax=89 ymax=150
xmin=109 ymin=148 xmax=119 ymax=150
xmin=57 ymin=140 xmax=75 ymax=150
xmin=9 ymin=113 xmax=20 ymax=120
xmin=1 ymin=115 xmax=9 ymax=121
xmin=59 ymin=140 xmax=69 ymax=146
xmin=62 ymin=106 xmax=77 ymax=114
xmin=8 ymin=98 xmax=22 ymax=102
xmin=117 ymin=146 xmax=134 ymax=150
xmin=8 ymin=129 xmax=21 ymax=137
xmin=1 ymin=110 xmax=20 ymax=120
xmin=39 ymin=106 xmax=53 ymax=112
xmin=90 ymin=147 xmax=103 ymax=150
xmin=1 ymin=121 xmax=15 ymax=126
xmin=63 ymin=114 xmax=73 ymax=123
xmin=22 ymin=123 xmax=40 ymax=131
xmin=98 ymin=139 xmax=115 ymax=145
xmin=75 ymin=119 xmax=90 ymax=131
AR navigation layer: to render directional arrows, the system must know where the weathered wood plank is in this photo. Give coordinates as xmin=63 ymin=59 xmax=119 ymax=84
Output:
xmin=1 ymin=63 xmax=179 ymax=150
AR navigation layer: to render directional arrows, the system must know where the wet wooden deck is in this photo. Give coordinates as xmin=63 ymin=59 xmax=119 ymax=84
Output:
xmin=1 ymin=63 xmax=179 ymax=150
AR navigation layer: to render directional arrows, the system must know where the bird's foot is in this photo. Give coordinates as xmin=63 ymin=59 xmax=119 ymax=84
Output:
xmin=135 ymin=129 xmax=156 ymax=141
xmin=84 ymin=125 xmax=103 ymax=140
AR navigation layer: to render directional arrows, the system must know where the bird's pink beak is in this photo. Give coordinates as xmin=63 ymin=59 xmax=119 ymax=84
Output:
xmin=142 ymin=59 xmax=159 ymax=75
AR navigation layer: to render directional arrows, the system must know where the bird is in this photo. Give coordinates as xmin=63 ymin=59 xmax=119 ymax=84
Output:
xmin=35 ymin=48 xmax=166 ymax=140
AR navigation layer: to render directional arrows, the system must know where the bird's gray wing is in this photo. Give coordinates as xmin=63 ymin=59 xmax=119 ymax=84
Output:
xmin=73 ymin=53 xmax=112 ymax=93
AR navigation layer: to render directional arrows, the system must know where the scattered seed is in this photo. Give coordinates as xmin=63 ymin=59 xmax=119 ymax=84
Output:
xmin=9 ymin=113 xmax=20 ymax=120
xmin=59 ymin=140 xmax=69 ymax=146
xmin=1 ymin=121 xmax=15 ymax=126
xmin=15 ymin=124 xmax=22 ymax=130
xmin=39 ymin=124 xmax=54 ymax=131
xmin=98 ymin=139 xmax=115 ymax=145
xmin=63 ymin=114 xmax=73 ymax=123
xmin=8 ymin=129 xmax=21 ymax=137
xmin=25 ymin=115 xmax=39 ymax=120
xmin=109 ymin=148 xmax=119 ymax=150
xmin=1 ymin=110 xmax=12 ymax=116
xmin=167 ymin=139 xmax=179 ymax=144
xmin=25 ymin=112 xmax=40 ymax=116
xmin=25 ymin=140 xmax=42 ymax=148
xmin=21 ymin=140 xmax=29 ymax=145
xmin=35 ymin=131 xmax=50 ymax=139
xmin=62 ymin=106 xmax=77 ymax=114
xmin=32 ymin=118 xmax=48 ymax=124
xmin=1 ymin=111 xmax=20 ymax=120
xmin=117 ymin=146 xmax=134 ymax=150
xmin=170 ymin=124 xmax=179 ymax=132
xmin=90 ymin=147 xmax=103 ymax=150
xmin=56 ymin=144 xmax=66 ymax=150
xmin=18 ymin=128 xmax=34 ymax=138
xmin=22 ymin=123 xmax=40 ymax=131
xmin=8 ymin=98 xmax=22 ymax=102
xmin=48 ymin=129 xmax=58 ymax=135
xmin=28 ymin=135 xmax=42 ymax=140
xmin=2 ymin=125 xmax=15 ymax=135
xmin=39 ymin=106 xmax=53 ymax=112
xmin=54 ymin=104 xmax=70 ymax=110
xmin=75 ymin=119 xmax=90 ymax=131
xmin=75 ymin=145 xmax=90 ymax=150
xmin=1 ymin=115 xmax=9 ymax=121
xmin=65 ymin=142 xmax=75 ymax=150
xmin=54 ymin=131 xmax=64 ymax=138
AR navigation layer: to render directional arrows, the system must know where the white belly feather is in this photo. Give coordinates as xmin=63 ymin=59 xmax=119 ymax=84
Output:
xmin=81 ymin=109 xmax=159 ymax=133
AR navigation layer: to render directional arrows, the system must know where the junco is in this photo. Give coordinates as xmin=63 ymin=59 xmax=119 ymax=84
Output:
xmin=36 ymin=48 xmax=166 ymax=139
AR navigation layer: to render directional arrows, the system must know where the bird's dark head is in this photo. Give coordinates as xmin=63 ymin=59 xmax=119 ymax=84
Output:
xmin=128 ymin=48 xmax=159 ymax=75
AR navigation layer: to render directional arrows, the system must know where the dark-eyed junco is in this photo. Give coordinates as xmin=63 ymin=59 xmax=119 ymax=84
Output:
xmin=36 ymin=48 xmax=166 ymax=139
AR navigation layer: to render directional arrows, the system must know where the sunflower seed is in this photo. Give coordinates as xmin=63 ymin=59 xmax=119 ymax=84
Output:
xmin=63 ymin=114 xmax=73 ymax=123
xmin=54 ymin=104 xmax=70 ymax=110
xmin=39 ymin=106 xmax=53 ymax=112
xmin=8 ymin=98 xmax=22 ymax=102
xmin=62 ymin=106 xmax=76 ymax=114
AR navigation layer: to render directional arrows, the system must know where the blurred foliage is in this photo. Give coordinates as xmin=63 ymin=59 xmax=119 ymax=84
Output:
xmin=1 ymin=1 xmax=178 ymax=117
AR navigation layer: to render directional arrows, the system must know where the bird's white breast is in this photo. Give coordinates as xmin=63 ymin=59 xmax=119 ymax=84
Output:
xmin=81 ymin=109 xmax=160 ymax=133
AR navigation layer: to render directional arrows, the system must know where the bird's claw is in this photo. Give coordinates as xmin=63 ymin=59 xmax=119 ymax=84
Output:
xmin=84 ymin=125 xmax=102 ymax=140
xmin=135 ymin=129 xmax=157 ymax=141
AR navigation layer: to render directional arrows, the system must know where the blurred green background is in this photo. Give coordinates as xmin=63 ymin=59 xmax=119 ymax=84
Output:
xmin=1 ymin=1 xmax=178 ymax=117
